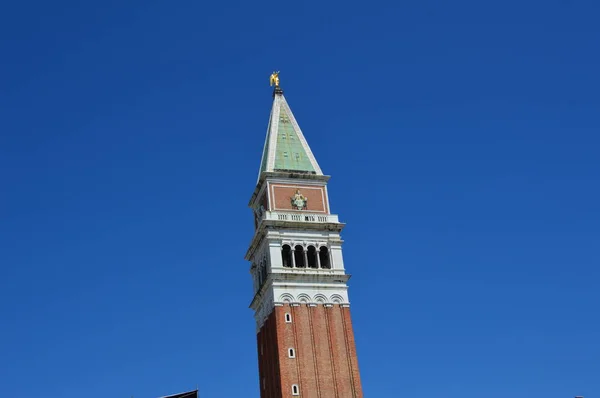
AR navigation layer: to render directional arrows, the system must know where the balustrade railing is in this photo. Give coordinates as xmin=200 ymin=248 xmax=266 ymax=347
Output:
xmin=261 ymin=211 xmax=339 ymax=224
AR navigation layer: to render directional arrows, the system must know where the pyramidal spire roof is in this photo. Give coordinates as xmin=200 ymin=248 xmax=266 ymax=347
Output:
xmin=257 ymin=85 xmax=323 ymax=182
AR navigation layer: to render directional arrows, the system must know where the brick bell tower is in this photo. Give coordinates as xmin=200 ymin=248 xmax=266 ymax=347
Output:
xmin=245 ymin=73 xmax=364 ymax=398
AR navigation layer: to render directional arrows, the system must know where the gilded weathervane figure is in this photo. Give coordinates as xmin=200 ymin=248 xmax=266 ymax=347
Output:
xmin=270 ymin=71 xmax=280 ymax=87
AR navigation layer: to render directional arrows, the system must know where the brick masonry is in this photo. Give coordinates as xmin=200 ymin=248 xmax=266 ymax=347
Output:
xmin=256 ymin=304 xmax=363 ymax=398
xmin=270 ymin=184 xmax=329 ymax=213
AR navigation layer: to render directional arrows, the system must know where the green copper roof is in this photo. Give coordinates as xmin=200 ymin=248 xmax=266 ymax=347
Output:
xmin=273 ymin=105 xmax=315 ymax=172
xmin=257 ymin=92 xmax=322 ymax=180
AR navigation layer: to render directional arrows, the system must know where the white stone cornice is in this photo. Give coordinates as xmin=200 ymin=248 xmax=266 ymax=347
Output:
xmin=248 ymin=180 xmax=269 ymax=210
xmin=252 ymin=283 xmax=351 ymax=331
xmin=264 ymin=176 xmax=329 ymax=187
xmin=253 ymin=287 xmax=275 ymax=331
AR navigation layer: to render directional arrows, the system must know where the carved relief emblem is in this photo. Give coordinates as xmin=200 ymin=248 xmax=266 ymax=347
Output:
xmin=291 ymin=189 xmax=308 ymax=210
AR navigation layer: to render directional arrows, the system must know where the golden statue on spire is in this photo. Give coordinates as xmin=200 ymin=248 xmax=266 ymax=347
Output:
xmin=269 ymin=71 xmax=280 ymax=87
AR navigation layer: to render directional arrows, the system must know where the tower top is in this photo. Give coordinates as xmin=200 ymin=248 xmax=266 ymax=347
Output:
xmin=269 ymin=71 xmax=280 ymax=87
xmin=269 ymin=71 xmax=283 ymax=96
xmin=256 ymin=75 xmax=323 ymax=182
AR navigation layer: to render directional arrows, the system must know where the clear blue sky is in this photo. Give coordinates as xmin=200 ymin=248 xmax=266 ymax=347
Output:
xmin=1 ymin=1 xmax=598 ymax=397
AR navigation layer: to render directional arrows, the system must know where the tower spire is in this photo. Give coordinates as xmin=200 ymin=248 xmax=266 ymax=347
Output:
xmin=257 ymin=72 xmax=323 ymax=183
xmin=247 ymin=74 xmax=364 ymax=398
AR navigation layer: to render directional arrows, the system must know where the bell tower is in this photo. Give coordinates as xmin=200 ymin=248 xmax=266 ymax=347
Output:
xmin=246 ymin=74 xmax=364 ymax=398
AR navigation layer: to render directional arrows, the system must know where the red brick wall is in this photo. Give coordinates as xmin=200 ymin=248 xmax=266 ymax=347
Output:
xmin=257 ymin=311 xmax=282 ymax=397
xmin=342 ymin=307 xmax=363 ymax=396
xmin=293 ymin=304 xmax=320 ymax=396
xmin=311 ymin=305 xmax=335 ymax=395
xmin=257 ymin=304 xmax=363 ymax=398
xmin=269 ymin=184 xmax=329 ymax=213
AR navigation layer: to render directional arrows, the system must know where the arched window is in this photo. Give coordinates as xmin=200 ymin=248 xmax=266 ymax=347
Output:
xmin=294 ymin=245 xmax=306 ymax=268
xmin=307 ymin=245 xmax=318 ymax=268
xmin=282 ymin=245 xmax=293 ymax=268
xmin=319 ymin=247 xmax=331 ymax=269
xmin=288 ymin=348 xmax=296 ymax=358
xmin=292 ymin=384 xmax=300 ymax=395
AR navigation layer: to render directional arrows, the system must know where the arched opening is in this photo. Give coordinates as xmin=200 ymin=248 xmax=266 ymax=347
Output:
xmin=282 ymin=245 xmax=293 ymax=268
xmin=319 ymin=247 xmax=331 ymax=269
xmin=294 ymin=245 xmax=306 ymax=268
xmin=307 ymin=245 xmax=318 ymax=268
xmin=292 ymin=385 xmax=299 ymax=395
